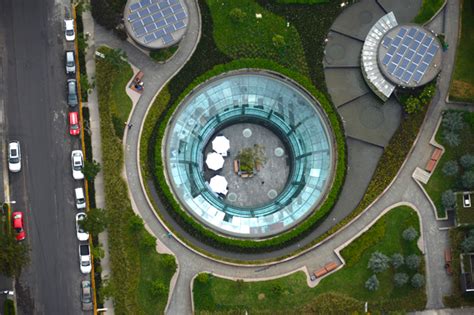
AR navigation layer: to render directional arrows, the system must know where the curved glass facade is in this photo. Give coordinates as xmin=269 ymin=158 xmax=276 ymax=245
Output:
xmin=163 ymin=71 xmax=335 ymax=238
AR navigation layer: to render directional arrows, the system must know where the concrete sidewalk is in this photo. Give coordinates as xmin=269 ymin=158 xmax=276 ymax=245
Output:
xmin=82 ymin=8 xmax=114 ymax=315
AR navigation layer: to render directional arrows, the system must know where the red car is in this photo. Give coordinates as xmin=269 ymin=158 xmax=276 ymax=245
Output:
xmin=12 ymin=212 xmax=26 ymax=241
xmin=69 ymin=111 xmax=80 ymax=136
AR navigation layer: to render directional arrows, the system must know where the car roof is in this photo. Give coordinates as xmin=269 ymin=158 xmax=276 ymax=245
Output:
xmin=69 ymin=111 xmax=78 ymax=122
xmin=65 ymin=19 xmax=74 ymax=27
xmin=9 ymin=141 xmax=19 ymax=149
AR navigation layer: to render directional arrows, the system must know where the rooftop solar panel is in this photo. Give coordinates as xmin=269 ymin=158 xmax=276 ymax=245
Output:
xmin=423 ymin=54 xmax=434 ymax=64
xmin=413 ymin=53 xmax=422 ymax=64
xmin=418 ymin=62 xmax=428 ymax=73
xmin=392 ymin=37 xmax=401 ymax=46
xmin=413 ymin=71 xmax=422 ymax=82
xmin=399 ymin=45 xmax=407 ymax=54
xmin=130 ymin=3 xmax=141 ymax=11
xmin=174 ymin=21 xmax=186 ymax=30
xmin=402 ymin=36 xmax=411 ymax=46
xmin=400 ymin=58 xmax=409 ymax=68
xmin=410 ymin=41 xmax=419 ymax=50
xmin=428 ymin=44 xmax=438 ymax=56
xmin=422 ymin=37 xmax=432 ymax=46
xmin=382 ymin=37 xmax=392 ymax=48
xmin=162 ymin=34 xmax=174 ymax=44
xmin=388 ymin=46 xmax=396 ymax=55
xmin=402 ymin=71 xmax=412 ymax=83
xmin=408 ymin=28 xmax=417 ymax=37
xmin=398 ymin=27 xmax=407 ymax=37
xmin=415 ymin=31 xmax=424 ymax=42
xmin=129 ymin=0 xmax=187 ymax=45
xmin=394 ymin=67 xmax=404 ymax=78
xmin=388 ymin=63 xmax=396 ymax=73
xmin=393 ymin=54 xmax=401 ymax=64
xmin=405 ymin=49 xmax=415 ymax=59
xmin=408 ymin=63 xmax=416 ymax=73
xmin=175 ymin=11 xmax=186 ymax=20
xmin=418 ymin=45 xmax=427 ymax=55
xmin=382 ymin=55 xmax=391 ymax=65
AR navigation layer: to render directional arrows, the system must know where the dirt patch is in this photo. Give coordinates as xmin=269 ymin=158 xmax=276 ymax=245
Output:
xmin=258 ymin=293 xmax=265 ymax=300
xmin=450 ymin=80 xmax=474 ymax=102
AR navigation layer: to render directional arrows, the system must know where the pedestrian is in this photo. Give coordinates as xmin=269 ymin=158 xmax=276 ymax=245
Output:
xmin=128 ymin=123 xmax=133 ymax=129
xmin=261 ymin=181 xmax=265 ymax=185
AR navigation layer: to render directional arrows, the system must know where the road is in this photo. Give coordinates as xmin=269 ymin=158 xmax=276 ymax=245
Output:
xmin=0 ymin=0 xmax=87 ymax=313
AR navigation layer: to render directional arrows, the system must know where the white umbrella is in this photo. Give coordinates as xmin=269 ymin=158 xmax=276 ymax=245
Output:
xmin=205 ymin=152 xmax=225 ymax=171
xmin=212 ymin=136 xmax=230 ymax=155
xmin=209 ymin=175 xmax=228 ymax=195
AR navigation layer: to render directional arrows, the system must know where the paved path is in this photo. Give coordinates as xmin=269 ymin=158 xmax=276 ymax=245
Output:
xmin=89 ymin=0 xmax=460 ymax=313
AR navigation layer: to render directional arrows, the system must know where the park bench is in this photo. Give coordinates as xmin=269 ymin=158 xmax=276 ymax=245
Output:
xmin=425 ymin=148 xmax=443 ymax=173
xmin=324 ymin=262 xmax=338 ymax=272
xmin=314 ymin=268 xmax=328 ymax=278
xmin=445 ymin=248 xmax=453 ymax=275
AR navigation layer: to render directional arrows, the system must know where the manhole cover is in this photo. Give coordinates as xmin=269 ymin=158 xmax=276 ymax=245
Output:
xmin=227 ymin=193 xmax=237 ymax=202
xmin=274 ymin=147 xmax=284 ymax=157
xmin=267 ymin=189 xmax=278 ymax=199
xmin=243 ymin=128 xmax=252 ymax=138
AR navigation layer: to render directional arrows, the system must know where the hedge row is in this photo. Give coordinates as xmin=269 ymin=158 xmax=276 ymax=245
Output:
xmin=147 ymin=58 xmax=346 ymax=252
xmin=276 ymin=0 xmax=329 ymax=3
xmin=96 ymin=47 xmax=175 ymax=314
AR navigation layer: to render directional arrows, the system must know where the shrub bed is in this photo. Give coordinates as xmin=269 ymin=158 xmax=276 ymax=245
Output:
xmin=193 ymin=206 xmax=426 ymax=313
xmin=149 ymin=59 xmax=346 ymax=252
xmin=150 ymin=46 xmax=178 ymax=62
xmin=95 ymin=47 xmax=176 ymax=314
xmin=76 ymin=3 xmax=89 ymax=102
xmin=414 ymin=0 xmax=445 ymax=24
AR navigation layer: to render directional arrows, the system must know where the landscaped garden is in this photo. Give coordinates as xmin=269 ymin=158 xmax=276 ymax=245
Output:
xmin=193 ymin=206 xmax=426 ymax=313
xmin=95 ymin=46 xmax=176 ymax=314
xmin=449 ymin=0 xmax=474 ymax=102
xmin=424 ymin=111 xmax=474 ymax=218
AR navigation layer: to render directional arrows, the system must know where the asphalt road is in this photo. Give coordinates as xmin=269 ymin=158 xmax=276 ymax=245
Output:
xmin=0 ymin=0 xmax=88 ymax=313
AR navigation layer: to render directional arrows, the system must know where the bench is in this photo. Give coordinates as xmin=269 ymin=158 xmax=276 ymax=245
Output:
xmin=445 ymin=248 xmax=453 ymax=275
xmin=314 ymin=268 xmax=328 ymax=278
xmin=134 ymin=71 xmax=144 ymax=82
xmin=130 ymin=71 xmax=145 ymax=93
xmin=324 ymin=262 xmax=338 ymax=272
xmin=233 ymin=160 xmax=240 ymax=174
xmin=425 ymin=148 xmax=443 ymax=173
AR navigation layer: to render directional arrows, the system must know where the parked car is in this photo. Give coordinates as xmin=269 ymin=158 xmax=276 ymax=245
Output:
xmin=65 ymin=51 xmax=76 ymax=74
xmin=79 ymin=244 xmax=91 ymax=274
xmin=68 ymin=111 xmax=80 ymax=136
xmin=464 ymin=193 xmax=472 ymax=208
xmin=67 ymin=79 xmax=78 ymax=107
xmin=75 ymin=212 xmax=89 ymax=241
xmin=75 ymin=187 xmax=86 ymax=210
xmin=71 ymin=150 xmax=84 ymax=180
xmin=12 ymin=212 xmax=26 ymax=241
xmin=64 ymin=19 xmax=75 ymax=41
xmin=80 ymin=280 xmax=93 ymax=311
xmin=8 ymin=141 xmax=21 ymax=172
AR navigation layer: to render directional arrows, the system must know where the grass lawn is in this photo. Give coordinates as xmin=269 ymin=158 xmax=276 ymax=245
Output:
xmin=206 ymin=0 xmax=309 ymax=76
xmin=449 ymin=0 xmax=474 ymax=102
xmin=96 ymin=46 xmax=176 ymax=314
xmin=424 ymin=111 xmax=474 ymax=217
xmin=456 ymin=193 xmax=474 ymax=226
xmin=108 ymin=57 xmax=133 ymax=139
xmin=414 ymin=0 xmax=445 ymax=24
xmin=193 ymin=206 xmax=426 ymax=314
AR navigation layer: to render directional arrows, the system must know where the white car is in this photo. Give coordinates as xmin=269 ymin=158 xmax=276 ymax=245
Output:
xmin=75 ymin=213 xmax=89 ymax=241
xmin=71 ymin=150 xmax=84 ymax=180
xmin=8 ymin=141 xmax=21 ymax=172
xmin=464 ymin=193 xmax=472 ymax=208
xmin=79 ymin=244 xmax=92 ymax=274
xmin=64 ymin=19 xmax=75 ymax=41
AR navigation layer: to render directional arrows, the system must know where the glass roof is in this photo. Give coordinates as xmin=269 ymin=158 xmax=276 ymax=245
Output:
xmin=163 ymin=72 xmax=335 ymax=238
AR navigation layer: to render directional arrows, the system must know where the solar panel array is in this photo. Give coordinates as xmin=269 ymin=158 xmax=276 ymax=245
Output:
xmin=381 ymin=26 xmax=439 ymax=84
xmin=127 ymin=0 xmax=187 ymax=45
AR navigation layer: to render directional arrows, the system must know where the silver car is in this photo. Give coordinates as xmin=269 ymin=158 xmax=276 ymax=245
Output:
xmin=80 ymin=280 xmax=93 ymax=311
xmin=8 ymin=141 xmax=21 ymax=172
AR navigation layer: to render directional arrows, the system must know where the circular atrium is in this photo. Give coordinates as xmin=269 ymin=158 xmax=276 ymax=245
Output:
xmin=163 ymin=71 xmax=335 ymax=238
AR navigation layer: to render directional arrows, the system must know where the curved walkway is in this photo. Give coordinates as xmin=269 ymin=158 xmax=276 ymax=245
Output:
xmin=91 ymin=0 xmax=460 ymax=313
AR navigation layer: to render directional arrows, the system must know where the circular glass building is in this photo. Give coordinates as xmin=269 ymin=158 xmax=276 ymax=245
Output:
xmin=163 ymin=71 xmax=335 ymax=238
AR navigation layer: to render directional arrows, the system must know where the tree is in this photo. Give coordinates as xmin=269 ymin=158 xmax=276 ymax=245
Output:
xmin=419 ymin=84 xmax=435 ymax=104
xmin=442 ymin=111 xmax=465 ymax=132
xmin=443 ymin=131 xmax=460 ymax=147
xmin=393 ymin=272 xmax=409 ymax=287
xmin=460 ymin=154 xmax=474 ymax=170
xmin=237 ymin=144 xmax=267 ymax=174
xmin=91 ymin=243 xmax=105 ymax=259
xmin=404 ymin=96 xmax=421 ymax=114
xmin=402 ymin=227 xmax=418 ymax=241
xmin=150 ymin=280 xmax=168 ymax=297
xmin=441 ymin=190 xmax=456 ymax=210
xmin=391 ymin=253 xmax=404 ymax=269
xmin=367 ymin=251 xmax=390 ymax=273
xmin=405 ymin=254 xmax=421 ymax=270
xmin=161 ymin=255 xmax=177 ymax=271
xmin=229 ymin=8 xmax=246 ymax=23
xmin=272 ymin=34 xmax=286 ymax=49
xmin=0 ymin=232 xmax=30 ymax=277
xmin=411 ymin=273 xmax=425 ymax=288
xmin=461 ymin=233 xmax=474 ymax=253
xmin=80 ymin=208 xmax=107 ymax=235
xmin=140 ymin=233 xmax=156 ymax=251
xmin=83 ymin=159 xmax=101 ymax=182
xmin=196 ymin=273 xmax=209 ymax=284
xmin=462 ymin=171 xmax=474 ymax=190
xmin=442 ymin=160 xmax=459 ymax=176
xmin=365 ymin=275 xmax=379 ymax=291
xmin=128 ymin=214 xmax=144 ymax=234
